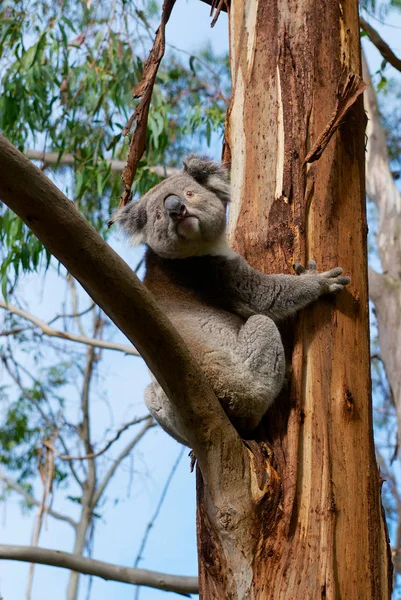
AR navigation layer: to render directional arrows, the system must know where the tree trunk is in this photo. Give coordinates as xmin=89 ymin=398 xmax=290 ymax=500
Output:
xmin=196 ymin=1 xmax=392 ymax=598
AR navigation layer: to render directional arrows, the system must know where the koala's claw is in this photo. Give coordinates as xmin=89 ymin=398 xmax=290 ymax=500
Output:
xmin=294 ymin=260 xmax=350 ymax=294
xmin=293 ymin=260 xmax=317 ymax=275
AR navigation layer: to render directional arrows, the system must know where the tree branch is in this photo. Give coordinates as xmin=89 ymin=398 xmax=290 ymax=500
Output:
xmin=43 ymin=415 xmax=151 ymax=461
xmin=0 ymin=544 xmax=198 ymax=596
xmin=360 ymin=16 xmax=401 ymax=73
xmin=26 ymin=150 xmax=180 ymax=177
xmin=93 ymin=418 xmax=155 ymax=507
xmin=0 ymin=134 xmax=245 ymax=492
xmin=0 ymin=351 xmax=84 ymax=488
xmin=0 ymin=301 xmax=140 ymax=356
xmin=134 ymin=446 xmax=185 ymax=572
xmin=0 ymin=472 xmax=77 ymax=529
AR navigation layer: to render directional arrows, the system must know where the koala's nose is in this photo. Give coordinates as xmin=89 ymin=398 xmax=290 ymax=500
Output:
xmin=164 ymin=195 xmax=187 ymax=219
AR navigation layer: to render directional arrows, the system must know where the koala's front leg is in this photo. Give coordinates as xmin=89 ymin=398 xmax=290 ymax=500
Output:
xmin=231 ymin=258 xmax=350 ymax=321
xmin=265 ymin=259 xmax=350 ymax=319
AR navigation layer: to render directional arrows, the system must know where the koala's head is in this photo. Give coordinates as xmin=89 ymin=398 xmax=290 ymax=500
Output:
xmin=116 ymin=155 xmax=230 ymax=259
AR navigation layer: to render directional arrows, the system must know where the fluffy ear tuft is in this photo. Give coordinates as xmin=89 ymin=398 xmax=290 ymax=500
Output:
xmin=115 ymin=198 xmax=147 ymax=246
xmin=183 ymin=154 xmax=228 ymax=183
xmin=183 ymin=154 xmax=230 ymax=203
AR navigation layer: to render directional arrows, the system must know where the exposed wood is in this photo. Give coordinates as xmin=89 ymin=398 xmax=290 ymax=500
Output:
xmin=197 ymin=1 xmax=392 ymax=598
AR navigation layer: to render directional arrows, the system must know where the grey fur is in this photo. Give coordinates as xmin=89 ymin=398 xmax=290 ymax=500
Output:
xmin=117 ymin=156 xmax=350 ymax=446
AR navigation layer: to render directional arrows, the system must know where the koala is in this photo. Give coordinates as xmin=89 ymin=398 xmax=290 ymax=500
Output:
xmin=117 ymin=155 xmax=350 ymax=447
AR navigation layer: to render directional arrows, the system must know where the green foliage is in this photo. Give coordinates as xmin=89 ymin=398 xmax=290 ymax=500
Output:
xmin=0 ymin=0 xmax=229 ymax=293
xmin=360 ymin=0 xmax=401 ymax=12
xmin=0 ymin=355 xmax=75 ymax=487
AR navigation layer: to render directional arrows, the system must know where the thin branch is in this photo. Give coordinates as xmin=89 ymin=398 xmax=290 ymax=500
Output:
xmin=78 ymin=314 xmax=101 ymax=505
xmin=43 ymin=415 xmax=151 ymax=461
xmin=134 ymin=446 xmax=185 ymax=600
xmin=0 ymin=301 xmax=140 ymax=356
xmin=0 ymin=472 xmax=77 ymax=529
xmin=26 ymin=150 xmax=179 ymax=177
xmin=0 ymin=545 xmax=198 ymax=596
xmin=67 ymin=274 xmax=87 ymax=338
xmin=0 ymin=352 xmax=84 ymax=488
xmin=26 ymin=442 xmax=56 ymax=600
xmin=0 ymin=352 xmax=53 ymax=425
xmin=360 ymin=16 xmax=401 ymax=73
xmin=93 ymin=418 xmax=155 ymax=507
xmin=47 ymin=302 xmax=96 ymax=325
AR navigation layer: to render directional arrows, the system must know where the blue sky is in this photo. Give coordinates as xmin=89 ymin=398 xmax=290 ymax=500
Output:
xmin=1 ymin=2 xmax=401 ymax=599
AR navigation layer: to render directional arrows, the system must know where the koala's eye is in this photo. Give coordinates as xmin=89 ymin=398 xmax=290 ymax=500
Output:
xmin=156 ymin=210 xmax=162 ymax=220
xmin=185 ymin=190 xmax=194 ymax=198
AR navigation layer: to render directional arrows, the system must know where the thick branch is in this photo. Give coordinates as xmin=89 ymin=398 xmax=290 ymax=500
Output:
xmin=0 ymin=300 xmax=140 ymax=356
xmin=360 ymin=16 xmax=401 ymax=73
xmin=0 ymin=545 xmax=198 ymax=596
xmin=0 ymin=134 xmax=246 ymax=491
xmin=0 ymin=472 xmax=77 ymax=529
xmin=26 ymin=150 xmax=179 ymax=177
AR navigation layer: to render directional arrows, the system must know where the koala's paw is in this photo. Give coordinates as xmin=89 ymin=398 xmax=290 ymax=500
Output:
xmin=293 ymin=260 xmax=350 ymax=294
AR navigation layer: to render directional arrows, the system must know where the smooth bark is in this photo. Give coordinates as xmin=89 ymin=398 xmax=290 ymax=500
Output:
xmin=0 ymin=545 xmax=198 ymax=595
xmin=196 ymin=1 xmax=392 ymax=598
xmin=26 ymin=150 xmax=179 ymax=176
xmin=0 ymin=300 xmax=139 ymax=355
xmin=363 ymin=55 xmax=401 ymax=442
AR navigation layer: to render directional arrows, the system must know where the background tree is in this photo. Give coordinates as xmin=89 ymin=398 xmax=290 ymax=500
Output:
xmin=1 ymin=0 xmax=401 ymax=598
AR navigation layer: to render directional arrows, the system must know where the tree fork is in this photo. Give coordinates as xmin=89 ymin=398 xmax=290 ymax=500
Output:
xmin=197 ymin=0 xmax=392 ymax=598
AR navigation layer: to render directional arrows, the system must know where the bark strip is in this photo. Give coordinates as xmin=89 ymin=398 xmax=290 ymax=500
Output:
xmin=304 ymin=68 xmax=368 ymax=164
xmin=115 ymin=0 xmax=177 ymax=215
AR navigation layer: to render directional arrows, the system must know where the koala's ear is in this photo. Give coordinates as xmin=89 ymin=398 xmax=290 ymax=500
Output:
xmin=115 ymin=198 xmax=147 ymax=246
xmin=183 ymin=154 xmax=230 ymax=204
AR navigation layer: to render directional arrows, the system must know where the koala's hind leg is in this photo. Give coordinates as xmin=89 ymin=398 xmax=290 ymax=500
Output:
xmin=205 ymin=314 xmax=286 ymax=434
xmin=144 ymin=381 xmax=190 ymax=446
xmin=237 ymin=315 xmax=285 ymax=385
xmin=145 ymin=315 xmax=285 ymax=446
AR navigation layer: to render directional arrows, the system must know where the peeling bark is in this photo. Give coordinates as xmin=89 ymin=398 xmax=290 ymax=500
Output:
xmin=197 ymin=1 xmax=392 ymax=597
